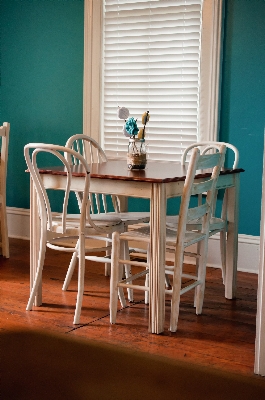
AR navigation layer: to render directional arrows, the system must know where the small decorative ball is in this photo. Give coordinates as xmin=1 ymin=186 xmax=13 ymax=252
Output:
xmin=117 ymin=106 xmax=130 ymax=120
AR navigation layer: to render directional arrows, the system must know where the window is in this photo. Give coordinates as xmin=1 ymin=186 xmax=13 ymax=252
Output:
xmin=83 ymin=0 xmax=223 ymax=162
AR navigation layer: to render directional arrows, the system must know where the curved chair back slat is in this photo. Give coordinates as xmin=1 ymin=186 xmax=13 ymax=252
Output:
xmin=24 ymin=144 xmax=90 ymax=234
xmin=65 ymin=134 xmax=109 ymax=214
xmin=181 ymin=141 xmax=239 ymax=170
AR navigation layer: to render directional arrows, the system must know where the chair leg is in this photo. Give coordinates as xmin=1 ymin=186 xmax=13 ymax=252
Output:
xmin=26 ymin=230 xmax=46 ymax=311
xmin=144 ymin=244 xmax=150 ymax=304
xmin=110 ymin=231 xmax=123 ymax=324
xmin=220 ymin=229 xmax=226 ymax=284
xmin=105 ymin=262 xmax=111 ymax=276
xmin=169 ymin=277 xmax=181 ymax=333
xmin=169 ymin=249 xmax=183 ymax=332
xmin=195 ymin=238 xmax=208 ymax=315
xmin=62 ymin=240 xmax=79 ymax=291
xmin=105 ymin=234 xmax=111 ymax=276
xmin=118 ymin=272 xmax=127 ymax=308
xmin=220 ymin=190 xmax=228 ymax=284
xmin=73 ymin=235 xmax=85 ymax=325
xmin=194 ymin=241 xmax=201 ymax=307
xmin=123 ymin=241 xmax=134 ymax=302
xmin=165 ymin=274 xmax=171 ymax=289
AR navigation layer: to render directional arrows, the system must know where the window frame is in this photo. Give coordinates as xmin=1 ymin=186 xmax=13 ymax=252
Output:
xmin=83 ymin=0 xmax=223 ymax=150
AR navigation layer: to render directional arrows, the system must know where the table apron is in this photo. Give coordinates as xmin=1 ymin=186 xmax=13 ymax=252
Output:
xmin=216 ymin=173 xmax=236 ymax=189
xmin=42 ymin=175 xmax=152 ymax=198
xmin=41 ymin=173 xmax=237 ymax=200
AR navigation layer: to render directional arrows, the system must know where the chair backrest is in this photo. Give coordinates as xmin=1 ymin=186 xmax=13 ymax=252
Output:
xmin=0 ymin=122 xmax=10 ymax=200
xmin=65 ymin=134 xmax=120 ymax=214
xmin=65 ymin=134 xmax=107 ymax=165
xmin=24 ymin=144 xmax=91 ymax=235
xmin=181 ymin=141 xmax=237 ymax=215
xmin=176 ymin=145 xmax=226 ymax=248
xmin=181 ymin=141 xmax=239 ymax=170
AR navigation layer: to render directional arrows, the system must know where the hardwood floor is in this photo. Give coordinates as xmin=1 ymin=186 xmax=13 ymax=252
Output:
xmin=0 ymin=238 xmax=261 ymax=378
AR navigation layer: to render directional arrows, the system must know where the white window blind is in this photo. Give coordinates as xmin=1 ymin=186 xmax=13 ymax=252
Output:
xmin=102 ymin=0 xmax=202 ymax=162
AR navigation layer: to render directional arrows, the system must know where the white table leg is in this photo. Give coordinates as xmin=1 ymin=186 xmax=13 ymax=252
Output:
xmin=225 ymin=173 xmax=240 ymax=299
xmin=149 ymin=183 xmax=166 ymax=334
xmin=30 ymin=177 xmax=42 ymax=306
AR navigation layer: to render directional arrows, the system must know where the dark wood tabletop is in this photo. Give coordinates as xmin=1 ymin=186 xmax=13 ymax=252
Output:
xmin=38 ymin=159 xmax=245 ymax=184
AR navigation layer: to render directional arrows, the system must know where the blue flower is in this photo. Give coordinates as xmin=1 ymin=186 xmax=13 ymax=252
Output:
xmin=124 ymin=117 xmax=139 ymax=136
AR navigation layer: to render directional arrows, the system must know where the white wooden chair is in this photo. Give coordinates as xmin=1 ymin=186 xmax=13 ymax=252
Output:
xmin=65 ymin=134 xmax=150 ymax=228
xmin=0 ymin=122 xmax=10 ymax=258
xmin=24 ymin=143 xmax=125 ymax=325
xmin=166 ymin=142 xmax=239 ymax=283
xmin=109 ymin=145 xmax=226 ymax=332
xmin=63 ymin=134 xmax=150 ymax=298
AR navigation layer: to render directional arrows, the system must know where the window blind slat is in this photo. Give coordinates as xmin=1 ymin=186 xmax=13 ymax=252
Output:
xmin=102 ymin=0 xmax=202 ymax=161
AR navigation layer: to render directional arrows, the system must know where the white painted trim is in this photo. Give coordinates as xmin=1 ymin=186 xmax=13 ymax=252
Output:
xmin=7 ymin=207 xmax=260 ymax=274
xmin=254 ymin=134 xmax=265 ymax=376
xmin=184 ymin=233 xmax=260 ymax=274
xmin=7 ymin=207 xmax=30 ymax=240
xmin=83 ymin=0 xmax=223 ymax=147
xmin=83 ymin=0 xmax=102 ymax=143
xmin=199 ymin=0 xmax=223 ymax=141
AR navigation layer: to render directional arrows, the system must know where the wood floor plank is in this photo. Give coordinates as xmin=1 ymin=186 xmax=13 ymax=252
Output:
xmin=0 ymin=238 xmax=263 ymax=379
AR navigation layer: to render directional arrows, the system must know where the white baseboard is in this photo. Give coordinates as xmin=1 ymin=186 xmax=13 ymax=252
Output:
xmin=7 ymin=207 xmax=260 ymax=274
xmin=184 ymin=233 xmax=260 ymax=274
xmin=7 ymin=207 xmax=31 ymax=240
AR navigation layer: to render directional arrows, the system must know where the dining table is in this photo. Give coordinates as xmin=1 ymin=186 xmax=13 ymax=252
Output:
xmin=30 ymin=159 xmax=244 ymax=334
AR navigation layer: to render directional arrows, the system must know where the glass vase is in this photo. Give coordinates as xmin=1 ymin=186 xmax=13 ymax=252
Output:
xmin=127 ymin=138 xmax=147 ymax=170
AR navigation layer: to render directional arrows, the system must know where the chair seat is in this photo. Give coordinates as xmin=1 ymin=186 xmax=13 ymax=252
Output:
xmin=119 ymin=225 xmax=207 ymax=248
xmin=108 ymin=211 xmax=150 ymax=225
xmin=166 ymin=215 xmax=226 ymax=232
xmin=52 ymin=213 xmax=123 ymax=234
xmin=90 ymin=213 xmax=123 ymax=226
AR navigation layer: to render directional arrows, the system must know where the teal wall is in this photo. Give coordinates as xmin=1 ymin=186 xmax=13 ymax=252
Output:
xmin=219 ymin=0 xmax=265 ymax=235
xmin=0 ymin=0 xmax=264 ymax=235
xmin=0 ymin=0 xmax=84 ymax=208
